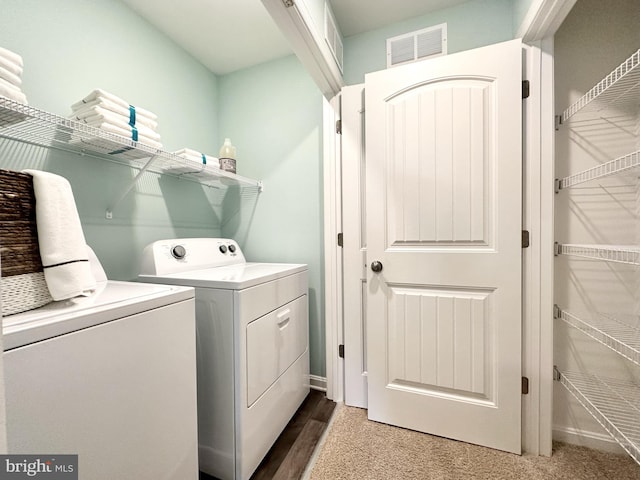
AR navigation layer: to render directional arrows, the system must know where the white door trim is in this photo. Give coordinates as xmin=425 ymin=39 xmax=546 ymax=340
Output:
xmin=323 ymin=94 xmax=343 ymax=402
xmin=517 ymin=0 xmax=577 ymax=42
xmin=521 ymin=38 xmax=555 ymax=457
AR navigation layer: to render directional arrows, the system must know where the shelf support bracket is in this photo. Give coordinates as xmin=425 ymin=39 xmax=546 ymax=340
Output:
xmin=106 ymin=154 xmax=159 ymax=219
xmin=554 ymin=242 xmax=561 ymax=256
xmin=554 ymin=178 xmax=561 ymax=194
xmin=553 ymin=304 xmax=561 ymax=319
xmin=553 ymin=366 xmax=561 ymax=382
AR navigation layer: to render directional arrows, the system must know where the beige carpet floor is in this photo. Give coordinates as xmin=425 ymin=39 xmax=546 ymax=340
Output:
xmin=307 ymin=405 xmax=640 ymax=479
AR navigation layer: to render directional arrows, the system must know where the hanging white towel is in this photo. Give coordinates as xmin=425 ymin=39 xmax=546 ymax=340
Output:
xmin=0 ymin=78 xmax=27 ymax=104
xmin=0 ymin=46 xmax=23 ymax=68
xmin=71 ymin=97 xmax=158 ymax=129
xmin=22 ymin=170 xmax=96 ymax=301
xmin=71 ymin=88 xmax=158 ymax=121
xmin=0 ymin=54 xmax=23 ymax=77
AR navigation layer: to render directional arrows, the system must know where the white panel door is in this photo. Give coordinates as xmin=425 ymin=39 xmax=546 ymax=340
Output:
xmin=365 ymin=39 xmax=523 ymax=454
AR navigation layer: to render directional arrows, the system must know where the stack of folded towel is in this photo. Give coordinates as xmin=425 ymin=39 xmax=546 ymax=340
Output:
xmin=173 ymin=148 xmax=220 ymax=169
xmin=0 ymin=46 xmax=28 ymax=104
xmin=69 ymin=89 xmax=162 ymax=149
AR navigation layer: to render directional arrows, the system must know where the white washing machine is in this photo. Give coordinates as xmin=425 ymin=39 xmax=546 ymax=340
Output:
xmin=3 ymin=255 xmax=199 ymax=480
xmin=139 ymin=237 xmax=310 ymax=480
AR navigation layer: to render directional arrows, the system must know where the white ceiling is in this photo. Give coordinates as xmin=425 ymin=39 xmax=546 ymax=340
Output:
xmin=121 ymin=0 xmax=475 ymax=75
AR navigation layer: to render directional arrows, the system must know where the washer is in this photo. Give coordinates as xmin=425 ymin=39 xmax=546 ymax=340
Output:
xmin=139 ymin=237 xmax=310 ymax=480
xmin=3 ymin=254 xmax=199 ymax=479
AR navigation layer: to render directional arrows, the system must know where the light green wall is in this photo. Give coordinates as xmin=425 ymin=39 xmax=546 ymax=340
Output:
xmin=342 ymin=0 xmax=515 ymax=85
xmin=512 ymin=0 xmax=536 ymax=34
xmin=0 ymin=0 xmax=222 ymax=280
xmin=217 ymin=55 xmax=325 ymax=376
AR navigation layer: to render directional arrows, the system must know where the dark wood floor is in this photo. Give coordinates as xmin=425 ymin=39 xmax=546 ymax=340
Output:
xmin=200 ymin=390 xmax=336 ymax=480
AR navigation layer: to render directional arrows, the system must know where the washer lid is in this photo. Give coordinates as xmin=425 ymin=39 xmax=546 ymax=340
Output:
xmin=139 ymin=262 xmax=307 ymax=290
xmin=3 ymin=280 xmax=194 ymax=350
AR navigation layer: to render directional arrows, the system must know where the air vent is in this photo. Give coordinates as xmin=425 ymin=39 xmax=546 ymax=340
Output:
xmin=387 ymin=23 xmax=447 ymax=68
xmin=324 ymin=2 xmax=344 ymax=73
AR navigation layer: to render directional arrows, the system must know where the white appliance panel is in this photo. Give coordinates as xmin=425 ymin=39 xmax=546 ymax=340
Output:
xmin=141 ymin=263 xmax=307 ymax=290
xmin=138 ymin=238 xmax=310 ymax=480
xmin=4 ymin=299 xmax=199 ymax=480
xmin=3 ymin=280 xmax=193 ymax=349
xmin=246 ymin=294 xmax=308 ymax=406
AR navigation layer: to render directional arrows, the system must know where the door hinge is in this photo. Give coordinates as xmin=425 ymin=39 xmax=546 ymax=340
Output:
xmin=336 ymin=119 xmax=342 ymax=134
xmin=522 ymin=230 xmax=530 ymax=248
xmin=338 ymin=344 xmax=344 ymax=358
xmin=555 ymin=114 xmax=563 ymax=131
xmin=282 ymin=0 xmax=294 ymax=7
xmin=337 ymin=232 xmax=343 ymax=247
xmin=522 ymin=377 xmax=529 ymax=395
xmin=522 ymin=80 xmax=530 ymax=99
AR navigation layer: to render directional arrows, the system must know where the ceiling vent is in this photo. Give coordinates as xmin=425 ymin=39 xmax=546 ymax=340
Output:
xmin=324 ymin=2 xmax=344 ymax=73
xmin=386 ymin=23 xmax=447 ymax=68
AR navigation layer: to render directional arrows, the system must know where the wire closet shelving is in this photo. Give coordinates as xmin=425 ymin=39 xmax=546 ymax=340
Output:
xmin=554 ymin=47 xmax=640 ymax=467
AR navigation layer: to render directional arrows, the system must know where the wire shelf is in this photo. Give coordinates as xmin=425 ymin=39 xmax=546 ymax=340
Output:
xmin=555 ymin=244 xmax=640 ymax=265
xmin=562 ymin=48 xmax=640 ymax=123
xmin=556 ymin=368 xmax=640 ymax=465
xmin=557 ymin=150 xmax=640 ymax=190
xmin=0 ymin=97 xmax=263 ymax=193
xmin=555 ymin=307 xmax=640 ymax=366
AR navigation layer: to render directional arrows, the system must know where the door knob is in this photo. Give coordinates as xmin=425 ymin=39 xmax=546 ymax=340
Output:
xmin=371 ymin=261 xmax=383 ymax=273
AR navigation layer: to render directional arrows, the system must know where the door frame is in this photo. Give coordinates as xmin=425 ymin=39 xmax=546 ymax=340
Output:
xmin=323 ymin=40 xmax=556 ymax=455
xmin=322 ymin=0 xmax=569 ymax=456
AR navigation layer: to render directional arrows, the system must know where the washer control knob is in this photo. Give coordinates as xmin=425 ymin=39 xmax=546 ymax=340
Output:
xmin=228 ymin=244 xmax=236 ymax=253
xmin=171 ymin=245 xmax=186 ymax=259
xmin=219 ymin=245 xmax=228 ymax=254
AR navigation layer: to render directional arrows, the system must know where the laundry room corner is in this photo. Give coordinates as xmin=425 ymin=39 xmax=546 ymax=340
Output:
xmin=217 ymin=54 xmax=327 ymax=378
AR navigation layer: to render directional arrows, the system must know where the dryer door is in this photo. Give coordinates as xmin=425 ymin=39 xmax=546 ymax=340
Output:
xmin=246 ymin=294 xmax=308 ymax=406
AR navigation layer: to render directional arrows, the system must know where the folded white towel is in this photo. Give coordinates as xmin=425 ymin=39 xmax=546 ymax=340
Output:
xmin=0 ymin=55 xmax=22 ymax=77
xmin=174 ymin=148 xmax=220 ymax=167
xmin=71 ymin=97 xmax=158 ymax=129
xmin=82 ymin=121 xmax=163 ymax=149
xmin=22 ymin=170 xmax=96 ymax=301
xmin=0 ymin=46 xmax=23 ymax=68
xmin=180 ymin=156 xmax=220 ymax=169
xmin=0 ymin=78 xmax=27 ymax=104
xmin=0 ymin=65 xmax=21 ymax=88
xmin=70 ymin=106 xmax=161 ymax=141
xmin=71 ymin=88 xmax=157 ymax=121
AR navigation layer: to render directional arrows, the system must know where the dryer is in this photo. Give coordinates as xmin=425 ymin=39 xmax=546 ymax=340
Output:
xmin=139 ymin=237 xmax=309 ymax=480
xmin=3 ymin=277 xmax=199 ymax=479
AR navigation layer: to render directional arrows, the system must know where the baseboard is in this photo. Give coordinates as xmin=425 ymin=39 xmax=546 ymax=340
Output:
xmin=552 ymin=426 xmax=625 ymax=454
xmin=310 ymin=375 xmax=327 ymax=392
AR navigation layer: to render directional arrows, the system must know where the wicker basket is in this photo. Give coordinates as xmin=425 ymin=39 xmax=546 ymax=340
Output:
xmin=0 ymin=169 xmax=52 ymax=316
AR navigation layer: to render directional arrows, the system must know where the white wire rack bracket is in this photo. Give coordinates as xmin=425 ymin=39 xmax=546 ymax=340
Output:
xmin=557 ymin=150 xmax=640 ymax=190
xmin=554 ymin=367 xmax=640 ymax=466
xmin=560 ymin=48 xmax=640 ymax=123
xmin=554 ymin=243 xmax=640 ymax=265
xmin=105 ymin=155 xmax=160 ymax=219
xmin=554 ymin=305 xmax=640 ymax=366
